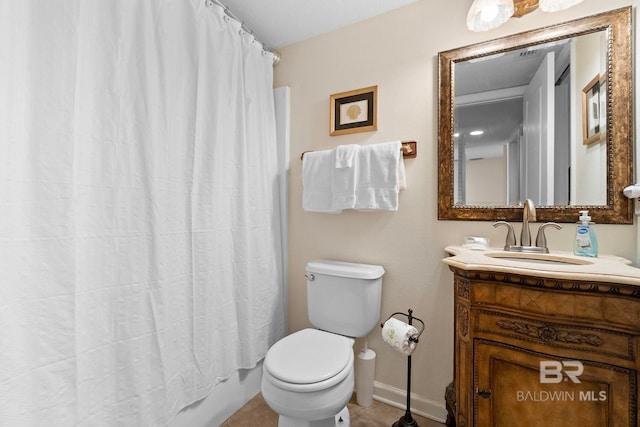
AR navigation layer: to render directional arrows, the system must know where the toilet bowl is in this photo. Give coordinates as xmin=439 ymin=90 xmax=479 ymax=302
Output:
xmin=261 ymin=328 xmax=355 ymax=427
xmin=261 ymin=260 xmax=384 ymax=427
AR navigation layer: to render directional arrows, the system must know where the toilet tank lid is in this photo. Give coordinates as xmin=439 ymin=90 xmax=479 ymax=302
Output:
xmin=306 ymin=259 xmax=385 ymax=279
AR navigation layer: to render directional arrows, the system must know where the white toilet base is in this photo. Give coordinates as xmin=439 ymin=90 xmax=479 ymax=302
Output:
xmin=278 ymin=406 xmax=350 ymax=427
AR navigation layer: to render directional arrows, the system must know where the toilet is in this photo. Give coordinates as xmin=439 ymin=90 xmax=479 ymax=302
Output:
xmin=261 ymin=259 xmax=384 ymax=427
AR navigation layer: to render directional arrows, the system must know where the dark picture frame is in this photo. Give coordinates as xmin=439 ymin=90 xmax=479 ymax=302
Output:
xmin=582 ymin=74 xmax=604 ymax=145
xmin=329 ymin=86 xmax=377 ymax=136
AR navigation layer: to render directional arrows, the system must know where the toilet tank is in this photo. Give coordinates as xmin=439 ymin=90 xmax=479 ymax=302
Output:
xmin=306 ymin=260 xmax=384 ymax=338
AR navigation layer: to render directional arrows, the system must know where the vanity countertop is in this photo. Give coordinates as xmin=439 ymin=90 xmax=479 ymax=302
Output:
xmin=443 ymin=246 xmax=640 ymax=286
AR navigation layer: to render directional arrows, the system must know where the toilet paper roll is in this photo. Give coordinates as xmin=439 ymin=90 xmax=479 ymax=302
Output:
xmin=381 ymin=317 xmax=418 ymax=356
xmin=356 ymin=349 xmax=376 ymax=407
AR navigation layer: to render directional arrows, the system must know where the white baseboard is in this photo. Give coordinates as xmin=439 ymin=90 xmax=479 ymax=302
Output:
xmin=372 ymin=381 xmax=448 ymax=424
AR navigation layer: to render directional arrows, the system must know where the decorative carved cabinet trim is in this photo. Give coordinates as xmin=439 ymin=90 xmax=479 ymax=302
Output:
xmin=456 ymin=276 xmax=470 ymax=300
xmin=495 ymin=319 xmax=605 ymax=346
xmin=448 ymin=265 xmax=640 ymax=427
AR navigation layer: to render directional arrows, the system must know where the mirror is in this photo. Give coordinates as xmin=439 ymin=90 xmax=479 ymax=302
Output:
xmin=438 ymin=7 xmax=633 ymax=223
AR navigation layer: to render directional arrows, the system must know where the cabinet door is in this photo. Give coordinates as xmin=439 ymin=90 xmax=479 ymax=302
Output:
xmin=474 ymin=339 xmax=634 ymax=427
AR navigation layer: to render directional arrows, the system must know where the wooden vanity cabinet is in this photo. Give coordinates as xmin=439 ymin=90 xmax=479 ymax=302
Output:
xmin=449 ymin=267 xmax=639 ymax=427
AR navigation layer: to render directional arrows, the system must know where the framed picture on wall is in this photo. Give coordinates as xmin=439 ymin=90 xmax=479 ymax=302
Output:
xmin=582 ymin=75 xmax=603 ymax=145
xmin=330 ymin=86 xmax=377 ymax=136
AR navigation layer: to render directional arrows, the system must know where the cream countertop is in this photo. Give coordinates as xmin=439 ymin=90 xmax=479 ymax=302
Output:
xmin=442 ymin=246 xmax=640 ymax=286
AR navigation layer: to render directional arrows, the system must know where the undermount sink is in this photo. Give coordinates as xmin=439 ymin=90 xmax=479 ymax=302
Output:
xmin=483 ymin=251 xmax=594 ymax=266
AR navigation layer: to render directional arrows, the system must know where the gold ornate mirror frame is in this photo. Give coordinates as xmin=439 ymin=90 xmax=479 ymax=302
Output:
xmin=438 ymin=7 xmax=633 ymax=223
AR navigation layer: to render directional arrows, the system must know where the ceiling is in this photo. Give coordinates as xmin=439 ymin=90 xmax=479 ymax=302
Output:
xmin=220 ymin=0 xmax=418 ymax=49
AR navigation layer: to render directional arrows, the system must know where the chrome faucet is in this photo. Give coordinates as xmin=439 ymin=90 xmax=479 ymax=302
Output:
xmin=493 ymin=199 xmax=562 ymax=253
xmin=520 ymin=198 xmax=536 ymax=247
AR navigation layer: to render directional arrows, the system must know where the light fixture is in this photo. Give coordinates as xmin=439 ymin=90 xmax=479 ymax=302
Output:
xmin=466 ymin=0 xmax=514 ymax=32
xmin=469 ymin=130 xmax=485 ymax=136
xmin=539 ymin=0 xmax=583 ymax=12
xmin=513 ymin=0 xmax=539 ymax=17
xmin=467 ymin=0 xmax=583 ymax=32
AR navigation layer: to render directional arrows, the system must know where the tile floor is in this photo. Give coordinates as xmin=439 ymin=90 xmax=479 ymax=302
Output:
xmin=220 ymin=393 xmax=444 ymax=427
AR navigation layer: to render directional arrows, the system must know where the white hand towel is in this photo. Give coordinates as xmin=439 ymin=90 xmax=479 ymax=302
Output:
xmin=355 ymin=141 xmax=403 ymax=211
xmin=332 ymin=145 xmax=359 ymax=210
xmin=302 ymin=149 xmax=342 ymax=213
xmin=398 ymin=155 xmax=407 ymax=191
xmin=382 ymin=317 xmax=419 ymax=356
xmin=335 ymin=144 xmax=359 ymax=168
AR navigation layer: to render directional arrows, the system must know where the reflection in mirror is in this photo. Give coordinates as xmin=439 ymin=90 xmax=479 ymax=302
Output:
xmin=438 ymin=7 xmax=633 ymax=223
xmin=454 ymin=33 xmax=607 ymax=207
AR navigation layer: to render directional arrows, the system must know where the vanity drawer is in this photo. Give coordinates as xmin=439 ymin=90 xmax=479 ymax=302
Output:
xmin=471 ymin=280 xmax=640 ymax=331
xmin=473 ymin=309 xmax=636 ymax=363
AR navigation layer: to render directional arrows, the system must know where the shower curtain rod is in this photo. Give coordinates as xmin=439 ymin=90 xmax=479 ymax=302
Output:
xmin=207 ymin=0 xmax=281 ymax=65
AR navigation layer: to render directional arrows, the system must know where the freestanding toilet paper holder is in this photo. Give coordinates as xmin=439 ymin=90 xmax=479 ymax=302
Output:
xmin=381 ymin=309 xmax=425 ymax=427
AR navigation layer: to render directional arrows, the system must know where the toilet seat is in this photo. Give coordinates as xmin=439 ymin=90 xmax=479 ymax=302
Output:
xmin=264 ymin=328 xmax=354 ymax=393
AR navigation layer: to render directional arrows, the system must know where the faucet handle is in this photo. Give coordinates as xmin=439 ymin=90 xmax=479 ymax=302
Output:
xmin=535 ymin=222 xmax=563 ymax=252
xmin=493 ymin=221 xmax=516 ymax=250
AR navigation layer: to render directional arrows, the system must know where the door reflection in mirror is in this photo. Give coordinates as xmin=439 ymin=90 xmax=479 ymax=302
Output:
xmin=453 ymin=32 xmax=607 ymax=207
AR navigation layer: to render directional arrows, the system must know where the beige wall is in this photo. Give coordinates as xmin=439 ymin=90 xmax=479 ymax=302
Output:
xmin=466 ymin=156 xmax=507 ymax=205
xmin=274 ymin=0 xmax=636 ymax=421
xmin=574 ymin=31 xmax=608 ymax=204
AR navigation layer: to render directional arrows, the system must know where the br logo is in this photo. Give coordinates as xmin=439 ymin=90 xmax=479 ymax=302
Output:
xmin=539 ymin=361 xmax=584 ymax=384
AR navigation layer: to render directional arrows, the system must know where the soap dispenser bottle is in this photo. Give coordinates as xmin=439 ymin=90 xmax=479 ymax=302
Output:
xmin=574 ymin=210 xmax=598 ymax=257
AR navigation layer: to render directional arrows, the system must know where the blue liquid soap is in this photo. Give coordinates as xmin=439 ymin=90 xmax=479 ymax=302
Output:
xmin=574 ymin=210 xmax=598 ymax=257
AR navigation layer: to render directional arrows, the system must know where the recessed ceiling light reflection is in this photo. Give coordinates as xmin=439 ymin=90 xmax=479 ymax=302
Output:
xmin=469 ymin=130 xmax=484 ymax=136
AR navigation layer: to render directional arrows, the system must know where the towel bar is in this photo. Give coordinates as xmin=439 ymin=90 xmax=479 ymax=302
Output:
xmin=300 ymin=140 xmax=417 ymax=160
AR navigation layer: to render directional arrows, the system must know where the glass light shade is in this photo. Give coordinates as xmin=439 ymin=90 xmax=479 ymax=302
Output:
xmin=467 ymin=0 xmax=515 ymax=32
xmin=539 ymin=0 xmax=584 ymax=12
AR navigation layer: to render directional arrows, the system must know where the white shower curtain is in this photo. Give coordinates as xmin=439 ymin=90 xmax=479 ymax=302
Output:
xmin=0 ymin=1 xmax=286 ymax=426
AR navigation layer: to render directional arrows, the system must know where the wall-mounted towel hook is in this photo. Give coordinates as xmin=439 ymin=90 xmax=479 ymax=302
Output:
xmin=400 ymin=141 xmax=417 ymax=158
